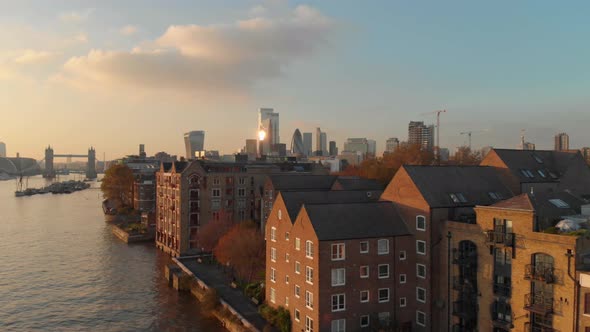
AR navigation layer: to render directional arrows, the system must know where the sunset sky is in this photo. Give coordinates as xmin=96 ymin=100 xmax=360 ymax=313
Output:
xmin=2 ymin=0 xmax=590 ymax=160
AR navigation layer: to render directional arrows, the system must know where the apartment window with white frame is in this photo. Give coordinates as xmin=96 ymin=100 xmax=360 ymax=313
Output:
xmin=416 ymin=215 xmax=426 ymax=231
xmin=400 ymin=297 xmax=407 ymax=307
xmin=237 ymin=188 xmax=246 ymax=197
xmin=417 ymin=287 xmax=426 ymax=303
xmin=399 ymin=250 xmax=407 ymax=260
xmin=285 ymin=296 xmax=289 ymax=307
xmin=378 ymin=312 xmax=391 ymax=326
xmin=285 ymin=231 xmax=289 ymax=241
xmin=212 ymin=177 xmax=220 ymax=185
xmin=305 ymin=291 xmax=313 ymax=309
xmin=270 ymin=247 xmax=277 ymax=262
xmin=378 ymin=264 xmax=390 ymax=279
xmin=306 ymin=266 xmax=314 ymax=284
xmin=295 ymin=238 xmax=301 ymax=250
xmin=270 ymin=287 xmax=276 ymax=303
xmin=331 ymin=319 xmax=345 ymax=332
xmin=360 ymin=265 xmax=369 ymax=278
xmin=212 ymin=188 xmax=221 ymax=197
xmin=294 ymin=309 xmax=300 ymax=321
xmin=360 ymin=290 xmax=369 ymax=303
xmin=270 ymin=268 xmax=276 ymax=282
xmin=417 ymin=264 xmax=426 ymax=279
xmin=377 ymin=239 xmax=389 ymax=255
xmin=238 ymin=177 xmax=246 ymax=185
xmin=305 ymin=240 xmax=314 ymax=258
xmin=360 ymin=315 xmax=370 ymax=327
xmin=285 ymin=253 xmax=289 ymax=262
xmin=295 ymin=285 xmax=300 ymax=298
xmin=399 ymin=274 xmax=406 ymax=284
xmin=378 ymin=288 xmax=390 ymax=303
xmin=331 ymin=294 xmax=345 ymax=312
xmin=331 ymin=268 xmax=345 ymax=286
xmin=305 ymin=316 xmax=314 ymax=332
xmin=360 ymin=241 xmax=369 ymax=253
xmin=331 ymin=243 xmax=345 ymax=260
xmin=295 ymin=261 xmax=301 ymax=274
xmin=416 ymin=240 xmax=426 ymax=255
xmin=417 ymin=311 xmax=426 ymax=327
xmin=270 ymin=227 xmax=276 ymax=242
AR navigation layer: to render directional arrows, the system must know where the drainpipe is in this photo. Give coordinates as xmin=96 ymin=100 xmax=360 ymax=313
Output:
xmin=566 ymin=249 xmax=579 ymax=332
xmin=447 ymin=231 xmax=452 ymax=332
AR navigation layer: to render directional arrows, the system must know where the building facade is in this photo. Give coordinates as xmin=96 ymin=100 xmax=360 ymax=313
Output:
xmin=303 ymin=133 xmax=312 ymax=157
xmin=408 ymin=121 xmax=434 ymax=151
xmin=0 ymin=141 xmax=5 ymax=158
xmin=184 ymin=131 xmax=205 ymax=159
xmin=259 ymin=108 xmax=280 ymax=154
xmin=555 ymin=132 xmax=570 ymax=151
xmin=385 ymin=137 xmax=400 ymax=154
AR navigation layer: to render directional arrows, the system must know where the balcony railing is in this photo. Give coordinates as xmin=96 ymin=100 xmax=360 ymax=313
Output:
xmin=524 ymin=293 xmax=553 ymax=314
xmin=524 ymin=264 xmax=556 ymax=283
xmin=493 ymin=283 xmax=511 ymax=297
xmin=452 ymin=301 xmax=477 ymax=319
xmin=486 ymin=230 xmax=515 ymax=247
xmin=452 ymin=249 xmax=478 ymax=266
xmin=524 ymin=322 xmax=559 ymax=332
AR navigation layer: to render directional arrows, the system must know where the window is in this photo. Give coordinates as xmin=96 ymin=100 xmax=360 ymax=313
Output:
xmin=399 ymin=250 xmax=407 ymax=260
xmin=488 ymin=191 xmax=503 ymax=200
xmin=360 ymin=241 xmax=369 ymax=253
xmin=238 ymin=177 xmax=246 ymax=185
xmin=306 ymin=241 xmax=314 ymax=258
xmin=449 ymin=192 xmax=468 ymax=203
xmin=294 ymin=309 xmax=300 ymax=321
xmin=295 ymin=285 xmax=300 ymax=298
xmin=305 ymin=316 xmax=313 ymax=332
xmin=377 ymin=239 xmax=389 ymax=255
xmin=537 ymin=169 xmax=547 ymax=178
xmin=270 ymin=227 xmax=276 ymax=242
xmin=331 ymin=268 xmax=345 ymax=286
xmin=399 ymin=274 xmax=406 ymax=284
xmin=270 ymin=288 xmax=276 ymax=303
xmin=416 ymin=311 xmax=426 ymax=327
xmin=417 ymin=287 xmax=426 ymax=303
xmin=416 ymin=215 xmax=426 ymax=231
xmin=378 ymin=288 xmax=390 ymax=303
xmin=270 ymin=268 xmax=276 ymax=282
xmin=417 ymin=264 xmax=426 ymax=279
xmin=285 ymin=253 xmax=289 ymax=262
xmin=331 ymin=319 xmax=345 ymax=332
xmin=532 ymin=154 xmax=544 ymax=164
xmin=331 ymin=243 xmax=345 ymax=260
xmin=331 ymin=294 xmax=345 ymax=312
xmin=549 ymin=198 xmax=570 ymax=208
xmin=360 ymin=265 xmax=369 ymax=278
xmin=417 ymin=240 xmax=426 ymax=255
xmin=305 ymin=291 xmax=313 ymax=309
xmin=285 ymin=296 xmax=289 ymax=307
xmin=278 ymin=209 xmax=282 ymax=220
xmin=378 ymin=264 xmax=390 ymax=279
xmin=360 ymin=290 xmax=369 ymax=303
xmin=378 ymin=312 xmax=390 ymax=326
xmin=237 ymin=188 xmax=246 ymax=197
xmin=211 ymin=200 xmax=221 ymax=210
xmin=212 ymin=177 xmax=220 ymax=185
xmin=285 ymin=275 xmax=289 ymax=284
xmin=212 ymin=188 xmax=221 ymax=197
xmin=285 ymin=231 xmax=289 ymax=241
xmin=295 ymin=238 xmax=301 ymax=250
xmin=270 ymin=247 xmax=277 ymax=262
xmin=360 ymin=315 xmax=369 ymax=327
xmin=585 ymin=293 xmax=590 ymax=315
xmin=306 ymin=266 xmax=314 ymax=284
xmin=295 ymin=261 xmax=301 ymax=274
xmin=520 ymin=169 xmax=535 ymax=178
xmin=400 ymin=297 xmax=407 ymax=307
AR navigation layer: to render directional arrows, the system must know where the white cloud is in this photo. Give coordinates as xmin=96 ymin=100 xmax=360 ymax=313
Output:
xmin=14 ymin=50 xmax=57 ymax=64
xmin=56 ymin=5 xmax=334 ymax=95
xmin=120 ymin=25 xmax=139 ymax=36
xmin=59 ymin=9 xmax=94 ymax=23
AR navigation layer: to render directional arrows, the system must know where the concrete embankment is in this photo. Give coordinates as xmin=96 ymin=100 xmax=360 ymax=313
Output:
xmin=111 ymin=224 xmax=155 ymax=243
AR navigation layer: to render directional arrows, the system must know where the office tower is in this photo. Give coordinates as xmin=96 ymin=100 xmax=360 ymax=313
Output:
xmin=258 ymin=108 xmax=280 ymax=155
xmin=343 ymin=138 xmax=376 ymax=158
xmin=139 ymin=144 xmax=146 ymax=158
xmin=291 ymin=129 xmax=305 ymax=156
xmin=303 ymin=132 xmax=312 ymax=157
xmin=0 ymin=141 xmax=5 ymax=158
xmin=245 ymin=139 xmax=258 ymax=160
xmin=385 ymin=138 xmax=400 ymax=154
xmin=184 ymin=131 xmax=205 ymax=159
xmin=408 ymin=121 xmax=434 ymax=150
xmin=320 ymin=132 xmax=328 ymax=156
xmin=329 ymin=141 xmax=337 ymax=156
xmin=367 ymin=139 xmax=377 ymax=157
xmin=554 ymin=132 xmax=570 ymax=151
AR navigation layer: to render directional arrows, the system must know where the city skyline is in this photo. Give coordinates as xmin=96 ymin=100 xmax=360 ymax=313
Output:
xmin=2 ymin=1 xmax=590 ymax=159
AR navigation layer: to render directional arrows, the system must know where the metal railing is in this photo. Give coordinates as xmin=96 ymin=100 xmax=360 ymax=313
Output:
xmin=486 ymin=230 xmax=515 ymax=247
xmin=493 ymin=282 xmax=511 ymax=297
xmin=524 ymin=293 xmax=553 ymax=314
xmin=452 ymin=249 xmax=478 ymax=266
xmin=524 ymin=263 xmax=556 ymax=283
xmin=524 ymin=322 xmax=558 ymax=332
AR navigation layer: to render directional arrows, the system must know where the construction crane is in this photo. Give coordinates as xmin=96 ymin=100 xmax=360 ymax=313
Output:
xmin=459 ymin=129 xmax=488 ymax=150
xmin=420 ymin=109 xmax=447 ymax=162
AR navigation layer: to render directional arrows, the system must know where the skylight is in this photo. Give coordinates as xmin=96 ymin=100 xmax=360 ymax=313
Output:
xmin=537 ymin=170 xmax=547 ymax=178
xmin=520 ymin=169 xmax=535 ymax=178
xmin=489 ymin=192 xmax=503 ymax=200
xmin=549 ymin=199 xmax=570 ymax=208
xmin=532 ymin=154 xmax=544 ymax=164
xmin=449 ymin=193 xmax=468 ymax=204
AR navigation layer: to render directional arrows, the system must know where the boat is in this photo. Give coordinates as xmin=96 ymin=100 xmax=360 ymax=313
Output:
xmin=15 ymin=191 xmax=25 ymax=197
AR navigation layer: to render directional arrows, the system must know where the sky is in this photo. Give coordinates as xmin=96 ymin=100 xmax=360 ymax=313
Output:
xmin=1 ymin=0 xmax=590 ymax=160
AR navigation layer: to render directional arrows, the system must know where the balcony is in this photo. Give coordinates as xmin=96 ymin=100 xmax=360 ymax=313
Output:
xmin=452 ymin=249 xmax=477 ymax=266
xmin=486 ymin=230 xmax=515 ymax=247
xmin=524 ymin=293 xmax=553 ymax=315
xmin=453 ymin=276 xmax=478 ymax=294
xmin=452 ymin=301 xmax=477 ymax=319
xmin=524 ymin=322 xmax=559 ymax=332
xmin=493 ymin=283 xmax=511 ymax=297
xmin=524 ymin=264 xmax=556 ymax=283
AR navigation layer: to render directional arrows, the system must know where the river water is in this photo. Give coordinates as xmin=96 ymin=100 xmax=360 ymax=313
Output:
xmin=0 ymin=175 xmax=223 ymax=332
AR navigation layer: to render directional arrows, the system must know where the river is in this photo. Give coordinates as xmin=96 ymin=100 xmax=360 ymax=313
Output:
xmin=0 ymin=175 xmax=223 ymax=332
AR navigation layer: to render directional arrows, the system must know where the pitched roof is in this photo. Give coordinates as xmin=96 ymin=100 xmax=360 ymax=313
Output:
xmin=280 ymin=190 xmax=383 ymax=222
xmin=489 ymin=193 xmax=534 ymax=211
xmin=334 ymin=176 xmax=385 ymax=190
xmin=268 ymin=174 xmax=338 ymax=191
xmin=490 ymin=149 xmax=583 ymax=183
xmin=303 ymin=202 xmax=411 ymax=241
xmin=160 ymin=161 xmax=189 ymax=173
xmin=403 ymin=165 xmax=514 ymax=208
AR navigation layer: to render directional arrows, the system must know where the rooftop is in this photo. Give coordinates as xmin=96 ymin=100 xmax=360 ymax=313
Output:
xmin=268 ymin=174 xmax=337 ymax=191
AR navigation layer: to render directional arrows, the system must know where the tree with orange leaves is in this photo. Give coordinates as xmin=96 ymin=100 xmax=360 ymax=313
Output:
xmin=214 ymin=221 xmax=265 ymax=283
xmin=197 ymin=217 xmax=233 ymax=253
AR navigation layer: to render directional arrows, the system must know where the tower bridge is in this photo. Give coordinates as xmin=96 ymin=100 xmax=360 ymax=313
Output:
xmin=43 ymin=146 xmax=97 ymax=179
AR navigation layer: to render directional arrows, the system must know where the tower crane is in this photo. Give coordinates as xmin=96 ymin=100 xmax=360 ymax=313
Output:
xmin=420 ymin=109 xmax=447 ymax=162
xmin=460 ymin=129 xmax=487 ymax=150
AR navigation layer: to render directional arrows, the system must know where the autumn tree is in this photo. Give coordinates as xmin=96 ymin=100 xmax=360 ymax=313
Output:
xmin=100 ymin=164 xmax=134 ymax=208
xmin=197 ymin=217 xmax=233 ymax=252
xmin=452 ymin=146 xmax=483 ymax=165
xmin=214 ymin=221 xmax=265 ymax=283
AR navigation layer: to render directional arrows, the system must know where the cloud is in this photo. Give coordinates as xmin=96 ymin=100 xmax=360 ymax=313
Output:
xmin=55 ymin=5 xmax=334 ymax=95
xmin=59 ymin=9 xmax=94 ymax=23
xmin=120 ymin=25 xmax=139 ymax=36
xmin=13 ymin=50 xmax=57 ymax=64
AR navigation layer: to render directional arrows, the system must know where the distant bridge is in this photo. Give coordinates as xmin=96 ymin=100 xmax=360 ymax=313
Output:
xmin=43 ymin=146 xmax=97 ymax=179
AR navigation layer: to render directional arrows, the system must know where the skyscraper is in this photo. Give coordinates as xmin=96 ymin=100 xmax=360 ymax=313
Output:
xmin=408 ymin=121 xmax=434 ymax=150
xmin=367 ymin=139 xmax=377 ymax=157
xmin=245 ymin=139 xmax=258 ymax=160
xmin=385 ymin=137 xmax=400 ymax=154
xmin=329 ymin=141 xmax=338 ymax=156
xmin=0 ymin=141 xmax=5 ymax=158
xmin=303 ymin=132 xmax=312 ymax=157
xmin=184 ymin=131 xmax=205 ymax=159
xmin=291 ymin=129 xmax=305 ymax=156
xmin=258 ymin=108 xmax=280 ymax=155
xmin=554 ymin=132 xmax=569 ymax=151
xmin=320 ymin=132 xmax=328 ymax=156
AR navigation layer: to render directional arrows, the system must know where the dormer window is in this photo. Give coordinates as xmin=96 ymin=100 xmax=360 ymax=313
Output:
xmin=549 ymin=199 xmax=570 ymax=208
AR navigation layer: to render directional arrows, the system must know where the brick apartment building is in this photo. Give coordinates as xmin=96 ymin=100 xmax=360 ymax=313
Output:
xmin=265 ymin=192 xmax=415 ymax=331
xmin=446 ymin=191 xmax=590 ymax=332
xmin=155 ymin=160 xmax=327 ymax=257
